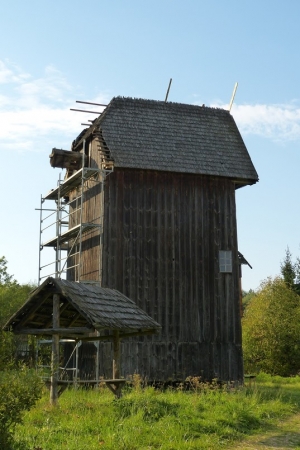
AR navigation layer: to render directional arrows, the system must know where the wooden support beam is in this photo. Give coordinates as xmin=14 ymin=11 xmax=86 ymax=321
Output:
xmin=78 ymin=329 xmax=157 ymax=342
xmin=50 ymin=293 xmax=60 ymax=406
xmin=14 ymin=327 xmax=93 ymax=336
xmin=113 ymin=330 xmax=120 ymax=380
xmin=105 ymin=379 xmax=126 ymax=398
xmin=67 ymin=312 xmax=83 ymax=328
xmin=14 ymin=294 xmax=51 ymax=329
xmin=45 ymin=301 xmax=69 ymax=328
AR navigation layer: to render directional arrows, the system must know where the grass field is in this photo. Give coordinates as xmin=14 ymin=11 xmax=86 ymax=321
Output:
xmin=13 ymin=374 xmax=300 ymax=450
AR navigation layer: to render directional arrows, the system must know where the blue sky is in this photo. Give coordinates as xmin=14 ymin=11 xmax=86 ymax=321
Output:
xmin=1 ymin=0 xmax=300 ymax=291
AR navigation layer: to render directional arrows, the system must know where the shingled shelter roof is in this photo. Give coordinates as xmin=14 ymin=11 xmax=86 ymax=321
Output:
xmin=3 ymin=277 xmax=160 ymax=338
xmin=73 ymin=97 xmax=258 ymax=186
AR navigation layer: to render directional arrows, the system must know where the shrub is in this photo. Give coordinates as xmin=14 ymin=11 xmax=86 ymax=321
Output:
xmin=0 ymin=368 xmax=43 ymax=449
xmin=242 ymin=277 xmax=300 ymax=376
xmin=0 ymin=331 xmax=17 ymax=370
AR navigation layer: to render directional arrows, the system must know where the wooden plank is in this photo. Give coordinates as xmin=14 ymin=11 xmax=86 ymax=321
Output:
xmin=15 ymin=327 xmax=93 ymax=335
xmin=105 ymin=378 xmax=126 ymax=398
xmin=79 ymin=329 xmax=157 ymax=341
xmin=83 ymin=165 xmax=243 ymax=382
xmin=49 ymin=149 xmax=84 ymax=170
xmin=45 ymin=379 xmax=105 ymax=386
xmin=113 ymin=330 xmax=120 ymax=379
xmin=13 ymin=294 xmax=52 ymax=329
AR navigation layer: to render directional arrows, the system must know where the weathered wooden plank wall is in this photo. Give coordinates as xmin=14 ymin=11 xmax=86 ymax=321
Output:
xmin=93 ymin=168 xmax=243 ymax=382
xmin=67 ymin=145 xmax=104 ymax=281
xmin=66 ymin=134 xmax=243 ymax=381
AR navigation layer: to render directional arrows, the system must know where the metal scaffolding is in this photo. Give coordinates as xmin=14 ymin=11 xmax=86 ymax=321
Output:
xmin=36 ymin=339 xmax=102 ymax=388
xmin=38 ymin=151 xmax=112 ymax=284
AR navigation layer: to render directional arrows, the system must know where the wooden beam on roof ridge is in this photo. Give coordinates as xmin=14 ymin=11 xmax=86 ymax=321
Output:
xmin=165 ymin=78 xmax=172 ymax=102
xmin=44 ymin=301 xmax=70 ymax=328
xmin=76 ymin=100 xmax=107 ymax=107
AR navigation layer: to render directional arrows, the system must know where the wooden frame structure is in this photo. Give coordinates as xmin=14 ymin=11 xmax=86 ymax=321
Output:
xmin=3 ymin=277 xmax=160 ymax=403
xmin=11 ymin=95 xmax=258 ymax=389
xmin=57 ymin=97 xmax=258 ymax=383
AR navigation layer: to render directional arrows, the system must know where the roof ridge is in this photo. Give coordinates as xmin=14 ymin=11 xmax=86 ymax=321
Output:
xmin=70 ymin=95 xmax=258 ymax=184
xmin=110 ymin=96 xmax=229 ymax=113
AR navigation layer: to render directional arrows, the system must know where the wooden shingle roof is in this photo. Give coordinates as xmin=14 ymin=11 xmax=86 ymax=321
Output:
xmin=74 ymin=97 xmax=258 ymax=185
xmin=3 ymin=277 xmax=160 ymax=338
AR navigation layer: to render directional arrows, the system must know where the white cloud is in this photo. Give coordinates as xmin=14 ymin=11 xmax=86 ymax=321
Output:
xmin=0 ymin=60 xmax=109 ymax=152
xmin=0 ymin=60 xmax=30 ymax=84
xmin=212 ymin=101 xmax=300 ymax=142
xmin=15 ymin=65 xmax=73 ymax=107
xmin=2 ymin=58 xmax=300 ymax=152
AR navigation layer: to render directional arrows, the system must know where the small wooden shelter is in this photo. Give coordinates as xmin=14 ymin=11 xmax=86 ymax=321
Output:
xmin=4 ymin=277 xmax=160 ymax=401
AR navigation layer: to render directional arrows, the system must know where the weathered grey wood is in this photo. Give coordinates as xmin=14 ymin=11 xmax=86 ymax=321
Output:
xmin=113 ymin=330 xmax=120 ymax=379
xmin=4 ymin=278 xmax=160 ymax=335
xmin=50 ymin=294 xmax=60 ymax=405
xmin=49 ymin=148 xmax=84 ymax=170
xmin=78 ymin=329 xmax=157 ymax=341
xmin=44 ymin=301 xmax=70 ymax=328
xmin=13 ymin=295 xmax=51 ymax=329
xmin=98 ymin=169 xmax=244 ymax=382
xmin=5 ymin=97 xmax=257 ymax=385
xmin=15 ymin=327 xmax=92 ymax=336
xmin=105 ymin=379 xmax=126 ymax=398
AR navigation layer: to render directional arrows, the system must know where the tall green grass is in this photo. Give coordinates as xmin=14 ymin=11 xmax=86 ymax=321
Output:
xmin=14 ymin=374 xmax=300 ymax=450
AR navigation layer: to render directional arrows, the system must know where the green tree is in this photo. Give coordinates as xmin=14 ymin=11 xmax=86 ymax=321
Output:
xmin=0 ymin=257 xmax=15 ymax=286
xmin=242 ymin=277 xmax=300 ymax=376
xmin=242 ymin=289 xmax=256 ymax=312
xmin=0 ymin=256 xmax=35 ymax=328
xmin=280 ymin=247 xmax=300 ymax=294
xmin=0 ymin=282 xmax=35 ymax=328
xmin=0 ymin=258 xmax=36 ymax=367
xmin=280 ymin=247 xmax=296 ymax=288
xmin=0 ymin=259 xmax=42 ymax=448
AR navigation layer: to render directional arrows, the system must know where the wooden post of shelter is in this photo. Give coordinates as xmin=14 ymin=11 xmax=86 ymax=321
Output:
xmin=105 ymin=330 xmax=125 ymax=398
xmin=113 ymin=330 xmax=120 ymax=379
xmin=50 ymin=294 xmax=60 ymax=405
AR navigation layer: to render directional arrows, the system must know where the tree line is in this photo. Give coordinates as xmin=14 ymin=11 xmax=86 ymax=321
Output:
xmin=242 ymin=248 xmax=300 ymax=376
xmin=1 ymin=251 xmax=300 ymax=379
xmin=0 ymin=257 xmax=41 ymax=448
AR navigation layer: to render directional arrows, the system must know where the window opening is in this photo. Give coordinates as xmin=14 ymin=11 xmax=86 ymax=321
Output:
xmin=219 ymin=250 xmax=232 ymax=273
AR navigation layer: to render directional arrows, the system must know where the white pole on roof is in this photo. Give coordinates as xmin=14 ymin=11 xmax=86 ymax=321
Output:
xmin=165 ymin=78 xmax=172 ymax=102
xmin=228 ymin=82 xmax=238 ymax=112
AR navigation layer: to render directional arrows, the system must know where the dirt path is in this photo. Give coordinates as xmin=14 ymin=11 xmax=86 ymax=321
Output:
xmin=228 ymin=413 xmax=300 ymax=450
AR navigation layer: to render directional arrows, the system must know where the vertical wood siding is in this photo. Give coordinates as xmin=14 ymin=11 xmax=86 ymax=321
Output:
xmin=92 ymin=168 xmax=244 ymax=382
xmin=67 ymin=140 xmax=104 ymax=282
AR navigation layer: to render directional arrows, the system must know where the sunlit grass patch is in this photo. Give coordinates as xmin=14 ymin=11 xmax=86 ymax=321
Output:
xmin=14 ymin=377 xmax=300 ymax=450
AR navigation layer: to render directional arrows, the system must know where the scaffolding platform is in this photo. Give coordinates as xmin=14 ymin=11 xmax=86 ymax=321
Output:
xmin=38 ymin=138 xmax=113 ymax=283
xmin=44 ymin=167 xmax=99 ymax=200
xmin=42 ymin=223 xmax=100 ymax=247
